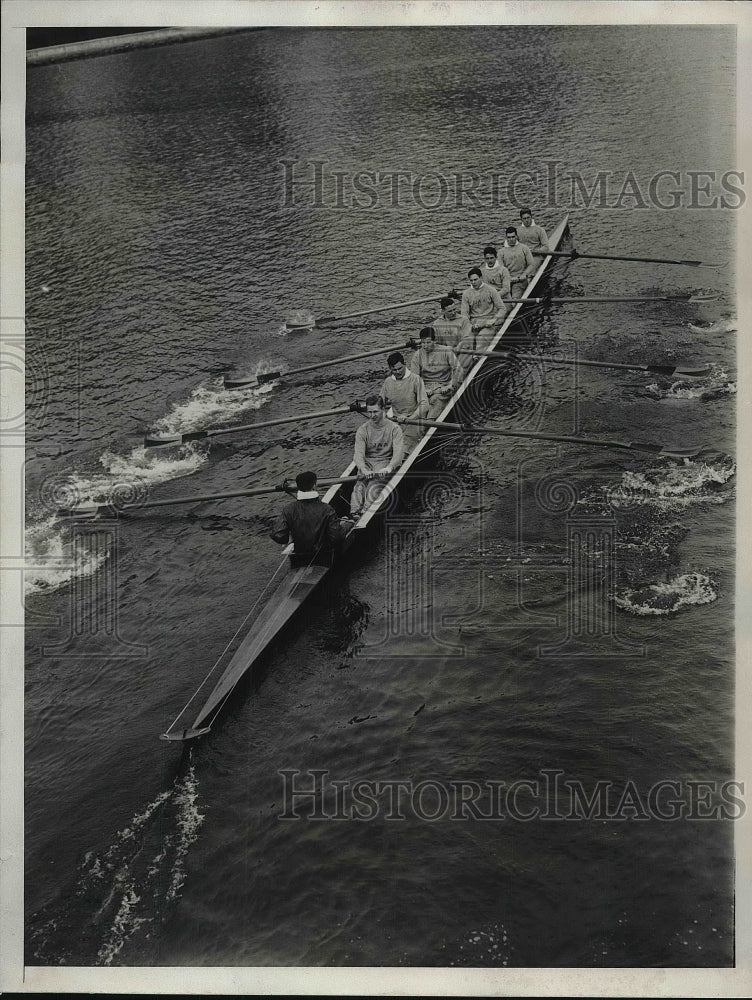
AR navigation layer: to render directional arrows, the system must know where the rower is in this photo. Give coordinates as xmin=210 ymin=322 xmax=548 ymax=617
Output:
xmin=270 ymin=470 xmax=347 ymax=566
xmin=380 ymin=351 xmax=428 ymax=452
xmin=349 ymin=396 xmax=404 ymax=519
xmin=517 ymin=208 xmax=549 ymax=254
xmin=432 ymin=296 xmax=475 ymax=374
xmin=499 ymin=226 xmax=536 ymax=298
xmin=460 ymin=267 xmax=507 ymax=350
xmin=410 ymin=327 xmax=463 ymax=419
xmin=480 ymin=245 xmax=512 ymax=298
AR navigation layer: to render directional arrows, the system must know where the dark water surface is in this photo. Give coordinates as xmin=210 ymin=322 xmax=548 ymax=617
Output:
xmin=24 ymin=26 xmax=736 ymax=968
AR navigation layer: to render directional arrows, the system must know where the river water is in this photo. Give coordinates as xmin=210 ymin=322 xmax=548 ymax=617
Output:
xmin=23 ymin=26 xmax=737 ymax=970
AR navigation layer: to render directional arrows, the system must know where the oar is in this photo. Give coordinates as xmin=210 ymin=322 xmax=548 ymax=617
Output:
xmin=56 ymin=477 xmax=360 ymax=520
xmin=224 ymin=341 xmax=414 ymax=390
xmin=144 ymin=401 xmax=365 ymax=448
xmin=504 ymin=291 xmax=719 ymax=305
xmin=456 ymin=347 xmax=711 ymax=379
xmin=284 ymin=289 xmax=461 ymax=330
xmin=399 ymin=417 xmax=701 ymax=460
xmin=532 ymin=249 xmax=725 ymax=267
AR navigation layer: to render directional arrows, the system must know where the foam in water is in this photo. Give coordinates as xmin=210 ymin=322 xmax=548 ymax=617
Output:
xmin=610 ymin=457 xmax=735 ymax=511
xmin=24 ymin=517 xmax=110 ymax=596
xmin=688 ymin=315 xmax=737 ymax=334
xmin=644 ymin=364 xmax=736 ymax=401
xmin=150 ymin=376 xmax=274 ymax=436
xmin=614 ymin=571 xmax=717 ymax=616
xmin=29 ymin=763 xmax=205 ymax=966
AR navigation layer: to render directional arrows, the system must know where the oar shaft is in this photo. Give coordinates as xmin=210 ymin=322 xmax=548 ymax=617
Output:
xmin=532 ymin=249 xmax=710 ymax=267
xmin=204 ymin=405 xmax=355 ymax=438
xmin=456 ymin=347 xmax=654 ymax=375
xmin=117 ymin=476 xmax=360 ymax=512
xmin=515 ymin=294 xmax=697 ymax=304
xmin=273 ymin=343 xmax=410 ymax=378
xmin=319 ymin=294 xmax=449 ymax=324
xmin=398 ymin=416 xmax=690 ymax=456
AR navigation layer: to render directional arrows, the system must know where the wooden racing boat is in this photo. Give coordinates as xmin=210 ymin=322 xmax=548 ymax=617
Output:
xmin=161 ymin=215 xmax=570 ymax=741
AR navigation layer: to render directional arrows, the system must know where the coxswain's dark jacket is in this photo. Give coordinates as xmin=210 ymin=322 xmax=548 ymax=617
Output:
xmin=270 ymin=497 xmax=345 ymax=559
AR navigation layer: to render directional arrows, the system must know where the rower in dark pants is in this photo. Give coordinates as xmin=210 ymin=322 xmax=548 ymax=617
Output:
xmin=270 ymin=471 xmax=347 ymax=566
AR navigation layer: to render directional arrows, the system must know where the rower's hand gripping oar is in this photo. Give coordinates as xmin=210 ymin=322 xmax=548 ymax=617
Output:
xmin=399 ymin=417 xmax=703 ymax=461
xmin=56 ymin=476 xmax=361 ymax=521
xmin=284 ymin=288 xmax=462 ymax=331
xmin=532 ymin=248 xmax=726 ymax=268
xmin=144 ymin=401 xmax=366 ymax=448
xmin=224 ymin=341 xmax=416 ymax=390
xmin=457 ymin=347 xmax=712 ymax=379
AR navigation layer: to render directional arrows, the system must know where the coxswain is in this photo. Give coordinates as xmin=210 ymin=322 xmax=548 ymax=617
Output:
xmin=410 ymin=327 xmax=463 ymax=419
xmin=517 ymin=208 xmax=550 ymax=254
xmin=480 ymin=245 xmax=512 ymax=298
xmin=349 ymin=396 xmax=404 ymax=519
xmin=270 ymin=470 xmax=347 ymax=566
xmin=460 ymin=267 xmax=507 ymax=351
xmin=380 ymin=351 xmax=428 ymax=453
xmin=499 ymin=226 xmax=536 ymax=298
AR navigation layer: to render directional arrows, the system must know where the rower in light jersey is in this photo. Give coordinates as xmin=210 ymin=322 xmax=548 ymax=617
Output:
xmin=349 ymin=396 xmax=404 ymax=519
xmin=410 ymin=327 xmax=463 ymax=419
xmin=517 ymin=208 xmax=549 ymax=254
xmin=499 ymin=226 xmax=536 ymax=298
xmin=379 ymin=351 xmax=428 ymax=452
xmin=480 ymin=245 xmax=512 ymax=298
xmin=432 ymin=296 xmax=475 ymax=374
xmin=460 ymin=267 xmax=508 ymax=351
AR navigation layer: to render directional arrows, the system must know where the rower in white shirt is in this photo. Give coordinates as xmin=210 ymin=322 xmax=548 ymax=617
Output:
xmin=499 ymin=226 xmax=536 ymax=299
xmin=517 ymin=208 xmax=550 ymax=254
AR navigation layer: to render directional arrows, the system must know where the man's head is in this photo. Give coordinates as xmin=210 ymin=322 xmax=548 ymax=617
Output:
xmin=483 ymin=245 xmax=498 ymax=266
xmin=519 ymin=209 xmax=533 ymax=226
xmin=440 ymin=295 xmax=458 ymax=318
xmin=387 ymin=352 xmax=406 ymax=379
xmin=295 ymin=470 xmax=317 ymax=492
xmin=365 ymin=395 xmax=385 ymax=424
xmin=419 ymin=327 xmax=436 ymax=352
xmin=506 ymin=226 xmax=519 ymax=245
xmin=468 ymin=266 xmax=483 ymax=290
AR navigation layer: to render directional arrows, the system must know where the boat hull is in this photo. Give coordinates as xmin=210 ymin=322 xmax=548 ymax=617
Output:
xmin=162 ymin=215 xmax=570 ymax=740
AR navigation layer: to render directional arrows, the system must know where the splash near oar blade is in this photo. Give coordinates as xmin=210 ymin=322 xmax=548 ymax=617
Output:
xmin=284 ymin=309 xmax=317 ymax=331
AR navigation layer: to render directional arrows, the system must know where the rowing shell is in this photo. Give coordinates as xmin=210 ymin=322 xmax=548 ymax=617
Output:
xmin=160 ymin=214 xmax=570 ymax=740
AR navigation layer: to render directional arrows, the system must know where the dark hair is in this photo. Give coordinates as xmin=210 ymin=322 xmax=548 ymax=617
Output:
xmin=483 ymin=245 xmax=497 ymax=257
xmin=419 ymin=326 xmax=436 ymax=340
xmin=440 ymin=296 xmax=455 ymax=309
xmin=386 ymin=351 xmax=404 ymax=367
xmin=468 ymin=266 xmax=482 ymax=279
xmin=295 ymin=471 xmax=317 ymax=491
xmin=519 ymin=208 xmax=532 ymax=217
xmin=506 ymin=226 xmax=518 ymax=236
xmin=365 ymin=394 xmax=384 ymax=408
